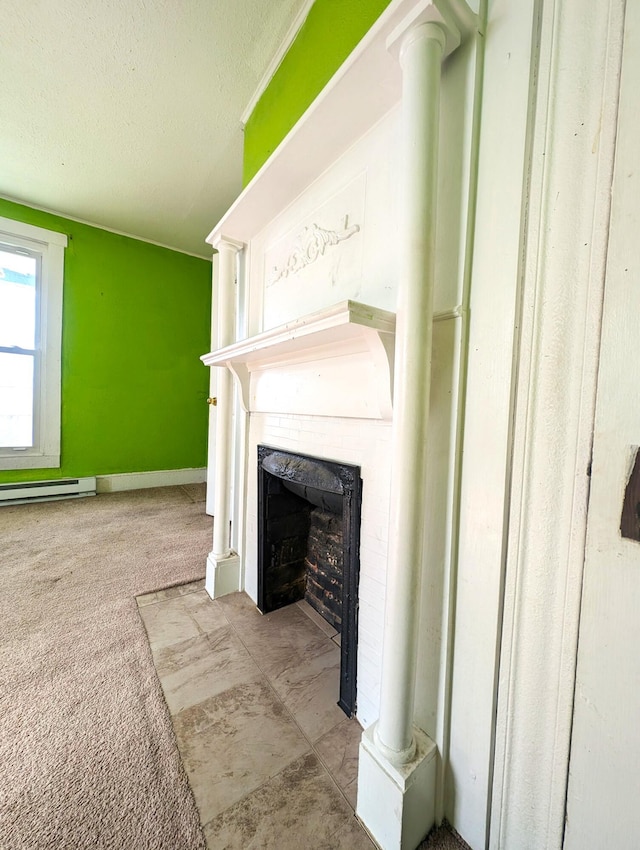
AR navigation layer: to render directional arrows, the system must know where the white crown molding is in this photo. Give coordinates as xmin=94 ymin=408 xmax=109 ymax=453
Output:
xmin=209 ymin=233 xmax=245 ymax=253
xmin=240 ymin=0 xmax=317 ymax=128
xmin=0 ymin=194 xmax=213 ymax=261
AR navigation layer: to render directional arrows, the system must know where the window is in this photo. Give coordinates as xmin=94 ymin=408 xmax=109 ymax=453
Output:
xmin=0 ymin=217 xmax=67 ymax=470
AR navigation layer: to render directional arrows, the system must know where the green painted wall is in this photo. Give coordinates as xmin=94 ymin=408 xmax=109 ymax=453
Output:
xmin=243 ymin=0 xmax=392 ymax=184
xmin=0 ymin=198 xmax=212 ymax=484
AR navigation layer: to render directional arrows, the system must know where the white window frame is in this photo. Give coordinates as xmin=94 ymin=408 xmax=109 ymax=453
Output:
xmin=0 ymin=216 xmax=67 ymax=470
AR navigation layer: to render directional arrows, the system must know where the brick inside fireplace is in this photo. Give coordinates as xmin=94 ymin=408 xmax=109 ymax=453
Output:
xmin=257 ymin=445 xmax=362 ymax=716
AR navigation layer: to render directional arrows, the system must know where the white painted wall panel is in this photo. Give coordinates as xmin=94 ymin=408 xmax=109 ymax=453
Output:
xmin=564 ymin=3 xmax=640 ymax=843
xmin=449 ymin=2 xmax=539 ymax=846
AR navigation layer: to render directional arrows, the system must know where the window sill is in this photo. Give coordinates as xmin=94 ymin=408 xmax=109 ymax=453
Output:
xmin=0 ymin=453 xmax=60 ymax=471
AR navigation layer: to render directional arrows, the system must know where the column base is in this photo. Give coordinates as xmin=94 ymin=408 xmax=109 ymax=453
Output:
xmin=205 ymin=551 xmax=241 ymax=599
xmin=356 ymin=722 xmax=437 ymax=850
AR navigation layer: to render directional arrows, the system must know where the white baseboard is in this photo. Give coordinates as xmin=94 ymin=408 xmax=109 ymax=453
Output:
xmin=96 ymin=468 xmax=207 ymax=493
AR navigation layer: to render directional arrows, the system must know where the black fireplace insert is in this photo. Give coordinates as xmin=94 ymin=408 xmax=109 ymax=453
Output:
xmin=257 ymin=445 xmax=362 ymax=717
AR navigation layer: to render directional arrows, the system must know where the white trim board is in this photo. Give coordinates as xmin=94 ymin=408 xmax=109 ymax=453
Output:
xmin=489 ymin=0 xmax=625 ymax=847
xmin=0 ymin=194 xmax=213 ymax=261
xmin=96 ymin=468 xmax=207 ymax=493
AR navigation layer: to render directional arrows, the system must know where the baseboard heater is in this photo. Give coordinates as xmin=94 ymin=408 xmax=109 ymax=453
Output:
xmin=0 ymin=477 xmax=97 ymax=506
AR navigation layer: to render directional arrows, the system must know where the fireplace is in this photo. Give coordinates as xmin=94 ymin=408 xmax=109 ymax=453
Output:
xmin=257 ymin=445 xmax=362 ymax=717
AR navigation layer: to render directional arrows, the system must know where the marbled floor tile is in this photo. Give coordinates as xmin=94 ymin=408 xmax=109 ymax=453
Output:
xmin=215 ymin=589 xmax=259 ymax=623
xmin=152 ymin=626 xmax=263 ymax=715
xmin=173 ymin=679 xmax=309 ymax=825
xmin=202 ymin=751 xmax=375 ymax=850
xmin=269 ymin=640 xmax=345 ymax=742
xmin=314 ymin=717 xmax=363 ymax=808
xmin=223 ymin=599 xmax=333 ymax=680
xmin=180 ymin=590 xmax=229 ymax=634
xmin=138 ymin=594 xmax=203 ymax=650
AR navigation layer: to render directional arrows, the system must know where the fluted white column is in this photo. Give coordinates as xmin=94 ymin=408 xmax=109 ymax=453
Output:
xmin=206 ymin=235 xmax=243 ymax=598
xmin=375 ymin=20 xmax=446 ymax=764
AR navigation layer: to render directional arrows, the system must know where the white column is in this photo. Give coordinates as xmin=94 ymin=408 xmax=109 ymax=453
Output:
xmin=377 ymin=19 xmax=446 ymax=763
xmin=205 ymin=235 xmax=244 ymax=598
xmin=357 ymin=16 xmax=456 ymax=850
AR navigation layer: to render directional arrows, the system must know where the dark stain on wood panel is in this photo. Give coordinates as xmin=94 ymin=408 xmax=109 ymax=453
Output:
xmin=621 ymin=447 xmax=640 ymax=541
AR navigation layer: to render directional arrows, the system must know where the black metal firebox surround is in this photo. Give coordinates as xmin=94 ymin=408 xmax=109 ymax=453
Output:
xmin=257 ymin=445 xmax=362 ymax=717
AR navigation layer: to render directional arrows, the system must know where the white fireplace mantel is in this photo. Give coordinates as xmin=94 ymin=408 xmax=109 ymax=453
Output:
xmin=205 ymin=0 xmax=474 ymax=249
xmin=201 ymin=300 xmax=396 ymax=420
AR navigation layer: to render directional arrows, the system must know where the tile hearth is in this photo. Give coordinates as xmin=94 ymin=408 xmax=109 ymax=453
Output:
xmin=137 ymin=582 xmax=373 ymax=849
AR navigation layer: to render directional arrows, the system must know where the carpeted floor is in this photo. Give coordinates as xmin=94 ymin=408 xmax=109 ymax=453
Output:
xmin=0 ymin=486 xmax=211 ymax=850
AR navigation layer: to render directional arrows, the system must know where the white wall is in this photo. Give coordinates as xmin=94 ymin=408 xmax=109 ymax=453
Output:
xmin=564 ymin=1 xmax=640 ymax=843
xmin=446 ymin=2 xmax=539 ymax=845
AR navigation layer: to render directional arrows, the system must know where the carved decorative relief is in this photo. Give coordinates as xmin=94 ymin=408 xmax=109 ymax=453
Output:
xmin=269 ymin=218 xmax=360 ymax=285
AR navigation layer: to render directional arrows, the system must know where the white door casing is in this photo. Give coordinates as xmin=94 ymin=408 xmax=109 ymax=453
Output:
xmin=489 ymin=0 xmax=625 ymax=847
xmin=205 ymin=253 xmax=219 ymax=517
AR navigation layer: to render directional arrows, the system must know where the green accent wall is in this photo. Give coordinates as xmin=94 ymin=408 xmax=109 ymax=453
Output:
xmin=0 ymin=198 xmax=212 ymax=484
xmin=243 ymin=0 xmax=392 ymax=184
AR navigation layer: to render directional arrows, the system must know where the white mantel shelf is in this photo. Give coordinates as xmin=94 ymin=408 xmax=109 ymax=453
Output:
xmin=201 ymin=301 xmax=396 ymax=420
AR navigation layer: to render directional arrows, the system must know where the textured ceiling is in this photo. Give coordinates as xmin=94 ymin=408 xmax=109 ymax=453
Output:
xmin=0 ymin=0 xmax=309 ymax=257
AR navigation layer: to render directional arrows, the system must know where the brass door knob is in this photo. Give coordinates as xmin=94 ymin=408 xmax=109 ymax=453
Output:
xmin=207 ymin=397 xmax=217 ymax=406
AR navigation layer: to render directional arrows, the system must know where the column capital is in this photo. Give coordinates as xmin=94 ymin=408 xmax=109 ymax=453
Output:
xmin=386 ymin=0 xmax=461 ymax=61
xmin=210 ymin=233 xmax=245 ymax=253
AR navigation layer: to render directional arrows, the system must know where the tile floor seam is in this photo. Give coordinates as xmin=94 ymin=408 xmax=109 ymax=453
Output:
xmin=223 ymin=602 xmax=361 ymax=818
xmin=136 ymin=582 xmax=206 ymax=608
xmin=223 ymin=610 xmax=319 ymax=750
xmin=198 ymin=744 xmax=315 ymax=835
xmin=309 ymin=740 xmax=362 ymax=815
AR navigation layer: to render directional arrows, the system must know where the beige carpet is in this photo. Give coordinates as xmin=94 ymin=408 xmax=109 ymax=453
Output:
xmin=0 ymin=486 xmax=210 ymax=850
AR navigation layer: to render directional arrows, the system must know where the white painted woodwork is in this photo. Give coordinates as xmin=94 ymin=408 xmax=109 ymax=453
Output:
xmin=0 ymin=218 xmax=67 ymax=471
xmin=201 ymin=301 xmax=396 ymax=420
xmin=445 ymin=2 xmax=539 ymax=844
xmin=374 ymin=20 xmax=447 ymax=763
xmin=564 ymin=3 xmax=640 ymax=845
xmin=205 ymin=254 xmax=219 ymax=517
xmin=209 ymin=238 xmax=243 ymax=566
xmin=488 ymin=1 xmax=626 ymax=848
xmin=357 ymin=14 xmax=459 ymax=847
xmin=358 ymin=725 xmax=437 ymax=850
xmin=96 ymin=468 xmax=206 ymax=492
